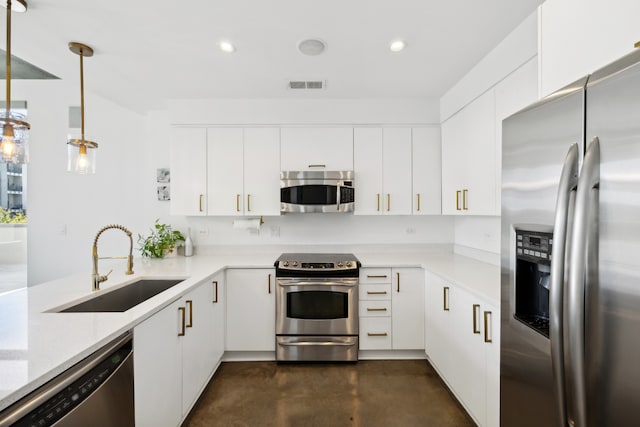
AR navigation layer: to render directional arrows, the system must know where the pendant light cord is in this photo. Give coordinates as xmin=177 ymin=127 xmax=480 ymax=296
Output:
xmin=80 ymin=48 xmax=85 ymax=141
xmin=5 ymin=0 xmax=11 ymax=118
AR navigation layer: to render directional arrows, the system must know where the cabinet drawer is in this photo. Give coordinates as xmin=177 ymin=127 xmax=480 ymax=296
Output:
xmin=359 ymin=300 xmax=391 ymax=317
xmin=360 ymin=317 xmax=392 ymax=350
xmin=360 ymin=284 xmax=392 ymax=300
xmin=359 ymin=268 xmax=392 ymax=284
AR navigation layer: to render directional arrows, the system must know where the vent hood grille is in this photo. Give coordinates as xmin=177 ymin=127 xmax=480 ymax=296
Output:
xmin=288 ymin=80 xmax=325 ymax=90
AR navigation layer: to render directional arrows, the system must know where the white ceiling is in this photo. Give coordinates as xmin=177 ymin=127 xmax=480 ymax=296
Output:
xmin=7 ymin=0 xmax=544 ymax=114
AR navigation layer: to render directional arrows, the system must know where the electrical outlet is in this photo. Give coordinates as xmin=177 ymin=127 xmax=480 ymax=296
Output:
xmin=198 ymin=228 xmax=209 ymax=236
xmin=406 ymin=227 xmax=416 ymax=235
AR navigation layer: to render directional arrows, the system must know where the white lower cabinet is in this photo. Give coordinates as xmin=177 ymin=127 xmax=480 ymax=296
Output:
xmin=359 ymin=267 xmax=424 ymax=350
xmin=225 ymin=268 xmax=276 ymax=352
xmin=424 ymin=271 xmax=499 ymax=427
xmin=134 ymin=278 xmax=222 ymax=427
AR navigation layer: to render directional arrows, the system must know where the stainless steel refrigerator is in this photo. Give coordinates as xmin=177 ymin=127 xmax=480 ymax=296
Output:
xmin=501 ymin=48 xmax=640 ymax=427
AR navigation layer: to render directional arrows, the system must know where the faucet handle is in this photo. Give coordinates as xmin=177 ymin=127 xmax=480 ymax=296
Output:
xmin=99 ymin=269 xmax=113 ymax=283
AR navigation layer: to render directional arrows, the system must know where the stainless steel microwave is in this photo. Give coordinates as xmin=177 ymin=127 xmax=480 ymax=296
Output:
xmin=280 ymin=170 xmax=354 ymax=213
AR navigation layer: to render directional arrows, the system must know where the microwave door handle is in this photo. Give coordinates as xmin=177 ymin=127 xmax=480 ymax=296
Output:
xmin=337 ymin=184 xmax=341 ymax=211
xmin=549 ymin=142 xmax=579 ymax=427
xmin=567 ymin=137 xmax=600 ymax=427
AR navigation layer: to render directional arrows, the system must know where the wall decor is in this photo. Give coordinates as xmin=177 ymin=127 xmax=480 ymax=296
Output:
xmin=157 ymin=185 xmax=170 ymax=201
xmin=157 ymin=168 xmax=170 ymax=183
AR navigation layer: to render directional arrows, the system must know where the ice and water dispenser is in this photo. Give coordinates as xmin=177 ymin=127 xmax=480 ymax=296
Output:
xmin=514 ymin=230 xmax=553 ymax=337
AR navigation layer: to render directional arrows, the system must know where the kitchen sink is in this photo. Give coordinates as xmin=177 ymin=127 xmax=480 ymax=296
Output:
xmin=58 ymin=279 xmax=185 ymax=313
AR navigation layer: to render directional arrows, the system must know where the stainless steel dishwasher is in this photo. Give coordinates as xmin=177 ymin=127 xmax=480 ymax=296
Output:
xmin=0 ymin=331 xmax=134 ymax=427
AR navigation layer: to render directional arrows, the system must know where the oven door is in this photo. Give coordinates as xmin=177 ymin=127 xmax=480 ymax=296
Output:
xmin=276 ymin=278 xmax=358 ymax=335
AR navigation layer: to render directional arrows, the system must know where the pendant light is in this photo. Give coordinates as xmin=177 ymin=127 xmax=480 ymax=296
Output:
xmin=0 ymin=0 xmax=30 ymax=164
xmin=67 ymin=42 xmax=97 ymax=174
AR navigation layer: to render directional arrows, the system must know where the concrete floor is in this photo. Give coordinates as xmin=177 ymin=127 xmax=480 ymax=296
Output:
xmin=184 ymin=360 xmax=476 ymax=427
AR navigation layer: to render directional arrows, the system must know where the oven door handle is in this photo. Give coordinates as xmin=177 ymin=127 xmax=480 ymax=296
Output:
xmin=278 ymin=341 xmax=356 ymax=347
xmin=277 ymin=280 xmax=358 ymax=287
xmin=337 ymin=184 xmax=341 ymax=211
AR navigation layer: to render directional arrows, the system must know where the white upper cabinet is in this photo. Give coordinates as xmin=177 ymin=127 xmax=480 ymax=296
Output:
xmin=207 ymin=127 xmax=281 ymax=216
xmin=540 ymin=0 xmax=640 ymax=96
xmin=243 ymin=128 xmax=281 ymax=216
xmin=280 ymin=127 xmax=353 ymax=171
xmin=382 ymin=128 xmax=413 ymax=215
xmin=170 ymin=128 xmax=207 ymax=216
xmin=354 ymin=128 xmax=383 ymax=215
xmin=353 ymin=127 xmax=412 ymax=215
xmin=412 ymin=127 xmax=441 ymax=215
xmin=442 ymin=90 xmax=497 ymax=215
xmin=207 ymin=128 xmax=244 ymax=216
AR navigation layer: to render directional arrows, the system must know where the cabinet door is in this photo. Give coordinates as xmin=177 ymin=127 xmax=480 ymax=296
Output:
xmin=382 ymin=128 xmax=413 ymax=215
xmin=211 ymin=273 xmax=225 ymax=365
xmin=464 ymin=90 xmax=497 ymax=215
xmin=181 ymin=282 xmax=216 ymax=415
xmin=134 ymin=299 xmax=183 ymax=427
xmin=244 ymin=128 xmax=281 ymax=216
xmin=207 ymin=128 xmax=244 ymax=216
xmin=412 ymin=127 xmax=442 ymax=215
xmin=391 ymin=268 xmax=424 ymax=349
xmin=449 ymin=286 xmax=487 ymax=427
xmin=280 ymin=127 xmax=353 ymax=171
xmin=225 ymin=268 xmax=276 ymax=351
xmin=170 ymin=128 xmax=207 ymax=216
xmin=484 ymin=302 xmax=500 ymax=427
xmin=353 ymin=128 xmax=383 ymax=215
xmin=441 ymin=113 xmax=468 ymax=215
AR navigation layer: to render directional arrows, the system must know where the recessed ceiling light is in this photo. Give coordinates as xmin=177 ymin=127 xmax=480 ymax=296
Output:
xmin=218 ymin=41 xmax=236 ymax=53
xmin=389 ymin=40 xmax=407 ymax=53
xmin=298 ymin=39 xmax=326 ymax=56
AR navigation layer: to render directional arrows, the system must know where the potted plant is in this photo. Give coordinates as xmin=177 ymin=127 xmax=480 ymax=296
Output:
xmin=138 ymin=219 xmax=185 ymax=258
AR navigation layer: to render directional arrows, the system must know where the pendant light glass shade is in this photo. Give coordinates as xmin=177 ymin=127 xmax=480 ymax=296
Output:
xmin=67 ymin=42 xmax=98 ymax=174
xmin=1 ymin=0 xmax=30 ymax=165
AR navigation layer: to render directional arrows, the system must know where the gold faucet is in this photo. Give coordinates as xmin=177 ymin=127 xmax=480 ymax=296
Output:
xmin=92 ymin=224 xmax=134 ymax=291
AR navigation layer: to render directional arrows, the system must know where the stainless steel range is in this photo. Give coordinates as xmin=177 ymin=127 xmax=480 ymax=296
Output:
xmin=275 ymin=253 xmax=360 ymax=362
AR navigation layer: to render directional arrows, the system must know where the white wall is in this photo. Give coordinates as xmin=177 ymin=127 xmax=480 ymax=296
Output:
xmin=11 ymin=79 xmax=146 ymax=285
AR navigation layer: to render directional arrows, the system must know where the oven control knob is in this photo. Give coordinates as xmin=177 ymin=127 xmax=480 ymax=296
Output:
xmin=345 ymin=261 xmax=352 ymax=267
xmin=283 ymin=261 xmax=289 ymax=267
xmin=337 ymin=262 xmax=343 ymax=268
xmin=292 ymin=261 xmax=298 ymax=267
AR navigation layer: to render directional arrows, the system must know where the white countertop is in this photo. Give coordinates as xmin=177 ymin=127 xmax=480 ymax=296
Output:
xmin=0 ymin=248 xmax=498 ymax=412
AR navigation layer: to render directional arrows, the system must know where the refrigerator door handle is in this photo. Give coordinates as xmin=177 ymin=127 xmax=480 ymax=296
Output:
xmin=568 ymin=137 xmax=600 ymax=427
xmin=550 ymin=143 xmax=580 ymax=427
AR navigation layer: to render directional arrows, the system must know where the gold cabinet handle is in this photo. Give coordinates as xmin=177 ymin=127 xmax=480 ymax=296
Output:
xmin=178 ymin=307 xmax=186 ymax=336
xmin=308 ymin=164 xmax=326 ymax=168
xmin=367 ymin=332 xmax=388 ymax=337
xmin=443 ymin=286 xmax=450 ymax=311
xmin=484 ymin=311 xmax=493 ymax=343
xmin=212 ymin=280 xmax=219 ymax=303
xmin=387 ymin=193 xmax=391 ymax=211
xmin=268 ymin=273 xmax=272 ymax=294
xmin=367 ymin=291 xmax=388 ymax=295
xmin=199 ymin=194 xmax=204 ymax=212
xmin=186 ymin=300 xmax=193 ymax=328
xmin=417 ymin=193 xmax=421 ymax=212
xmin=367 ymin=307 xmax=387 ymax=312
xmin=367 ymin=275 xmax=388 ymax=279
xmin=247 ymin=194 xmax=251 ymax=212
xmin=377 ymin=193 xmax=380 ymax=212
xmin=463 ymin=189 xmax=468 ymax=210
xmin=396 ymin=272 xmax=400 ymax=292
xmin=236 ymin=194 xmax=241 ymax=212
xmin=456 ymin=190 xmax=461 ymax=210
xmin=472 ymin=304 xmax=480 ymax=334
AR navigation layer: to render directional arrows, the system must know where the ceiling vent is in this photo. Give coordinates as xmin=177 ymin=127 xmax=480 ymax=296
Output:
xmin=288 ymin=80 xmax=326 ymax=90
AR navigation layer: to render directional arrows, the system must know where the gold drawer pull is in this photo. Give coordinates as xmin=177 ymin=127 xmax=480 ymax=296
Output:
xmin=178 ymin=307 xmax=186 ymax=337
xmin=367 ymin=307 xmax=387 ymax=312
xmin=367 ymin=275 xmax=388 ymax=279
xmin=199 ymin=194 xmax=204 ymax=212
xmin=308 ymin=164 xmax=326 ymax=168
xmin=456 ymin=190 xmax=461 ymax=210
xmin=472 ymin=304 xmax=480 ymax=334
xmin=212 ymin=280 xmax=219 ymax=303
xmin=367 ymin=332 xmax=388 ymax=337
xmin=377 ymin=193 xmax=380 ymax=211
xmin=417 ymin=193 xmax=421 ymax=211
xmin=484 ymin=311 xmax=493 ymax=343
xmin=367 ymin=291 xmax=388 ymax=295
xmin=463 ymin=189 xmax=468 ymax=210
xmin=443 ymin=287 xmax=450 ymax=311
xmin=186 ymin=300 xmax=193 ymax=328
